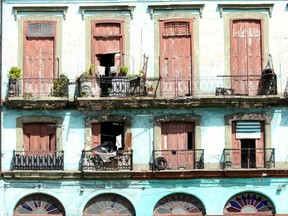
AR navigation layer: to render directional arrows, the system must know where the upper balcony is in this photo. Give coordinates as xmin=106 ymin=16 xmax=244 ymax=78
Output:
xmin=4 ymin=70 xmax=285 ymax=110
xmin=76 ymin=70 xmax=283 ymax=110
xmin=5 ymin=75 xmax=70 ymax=109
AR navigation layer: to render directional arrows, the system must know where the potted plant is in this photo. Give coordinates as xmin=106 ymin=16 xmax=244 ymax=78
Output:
xmin=79 ymin=64 xmax=100 ymax=97
xmin=8 ymin=66 xmax=21 ymax=97
xmin=53 ymin=74 xmax=69 ymax=97
xmin=119 ymin=66 xmax=128 ymax=76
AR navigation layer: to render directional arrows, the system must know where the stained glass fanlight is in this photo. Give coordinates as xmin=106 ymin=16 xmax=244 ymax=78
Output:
xmin=153 ymin=193 xmax=206 ymax=215
xmin=224 ymin=192 xmax=275 ymax=214
xmin=14 ymin=194 xmax=65 ymax=215
xmin=83 ymin=193 xmax=136 ymax=216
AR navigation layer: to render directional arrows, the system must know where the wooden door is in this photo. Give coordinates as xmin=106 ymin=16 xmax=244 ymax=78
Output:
xmin=92 ymin=21 xmax=124 ymax=72
xmin=91 ymin=123 xmax=101 ymax=149
xmin=161 ymin=122 xmax=194 ymax=169
xmin=24 ymin=22 xmax=56 ymax=96
xmin=230 ymin=20 xmax=262 ymax=95
xmin=23 ymin=123 xmax=56 ymax=155
xmin=160 ymin=19 xmax=193 ymax=97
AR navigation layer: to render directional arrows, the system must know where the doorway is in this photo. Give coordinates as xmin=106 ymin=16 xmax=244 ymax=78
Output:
xmin=241 ymin=139 xmax=256 ymax=168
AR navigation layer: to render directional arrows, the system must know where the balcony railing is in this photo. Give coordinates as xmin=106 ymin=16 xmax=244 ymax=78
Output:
xmin=8 ymin=76 xmax=69 ymax=98
xmin=78 ymin=76 xmax=147 ymax=97
xmin=77 ymin=73 xmax=278 ymax=98
xmin=12 ymin=151 xmax=64 ymax=170
xmin=81 ymin=150 xmax=133 ymax=171
xmin=221 ymin=148 xmax=275 ymax=169
xmin=153 ymin=149 xmax=204 ymax=170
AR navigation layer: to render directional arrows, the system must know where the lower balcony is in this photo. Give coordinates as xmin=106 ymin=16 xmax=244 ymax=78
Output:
xmin=153 ymin=149 xmax=204 ymax=171
xmin=12 ymin=150 xmax=64 ymax=170
xmin=221 ymin=148 xmax=275 ymax=169
xmin=81 ymin=150 xmax=133 ymax=171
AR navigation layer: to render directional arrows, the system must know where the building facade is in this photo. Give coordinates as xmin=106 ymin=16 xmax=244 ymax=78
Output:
xmin=1 ymin=0 xmax=288 ymax=215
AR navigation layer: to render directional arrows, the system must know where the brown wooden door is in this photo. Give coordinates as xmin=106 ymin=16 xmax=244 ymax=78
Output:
xmin=24 ymin=22 xmax=56 ymax=96
xmin=91 ymin=123 xmax=101 ymax=149
xmin=92 ymin=21 xmax=124 ymax=72
xmin=160 ymin=19 xmax=193 ymax=97
xmin=231 ymin=20 xmax=262 ymax=96
xmin=23 ymin=123 xmax=56 ymax=155
xmin=161 ymin=122 xmax=194 ymax=169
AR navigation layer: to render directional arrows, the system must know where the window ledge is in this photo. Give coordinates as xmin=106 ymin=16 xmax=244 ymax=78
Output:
xmin=148 ymin=4 xmax=205 ymax=19
xmin=79 ymin=5 xmax=135 ymax=20
xmin=218 ymin=3 xmax=274 ymax=18
xmin=13 ymin=6 xmax=68 ymax=20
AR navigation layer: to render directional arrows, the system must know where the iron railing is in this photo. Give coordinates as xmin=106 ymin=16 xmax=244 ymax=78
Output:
xmin=221 ymin=148 xmax=275 ymax=169
xmin=81 ymin=150 xmax=133 ymax=171
xmin=8 ymin=76 xmax=69 ymax=98
xmin=77 ymin=74 xmax=278 ymax=98
xmin=153 ymin=149 xmax=204 ymax=170
xmin=12 ymin=150 xmax=64 ymax=170
xmin=78 ymin=76 xmax=147 ymax=97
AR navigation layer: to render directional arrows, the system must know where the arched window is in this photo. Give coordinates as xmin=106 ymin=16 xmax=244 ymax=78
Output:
xmin=83 ymin=194 xmax=135 ymax=216
xmin=14 ymin=194 xmax=65 ymax=215
xmin=153 ymin=193 xmax=205 ymax=216
xmin=224 ymin=192 xmax=275 ymax=215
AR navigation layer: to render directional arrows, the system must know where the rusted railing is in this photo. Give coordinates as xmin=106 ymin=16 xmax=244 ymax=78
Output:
xmin=78 ymin=76 xmax=147 ymax=97
xmin=153 ymin=149 xmax=204 ymax=170
xmin=8 ymin=76 xmax=69 ymax=98
xmin=12 ymin=150 xmax=64 ymax=170
xmin=221 ymin=148 xmax=275 ymax=169
xmin=81 ymin=150 xmax=133 ymax=171
xmin=77 ymin=74 xmax=278 ymax=98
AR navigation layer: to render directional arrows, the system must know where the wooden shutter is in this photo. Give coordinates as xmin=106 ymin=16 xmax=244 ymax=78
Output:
xmin=91 ymin=123 xmax=101 ymax=149
xmin=23 ymin=123 xmax=56 ymax=155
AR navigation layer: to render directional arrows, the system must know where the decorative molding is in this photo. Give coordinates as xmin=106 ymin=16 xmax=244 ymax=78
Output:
xmin=13 ymin=6 xmax=68 ymax=21
xmin=218 ymin=4 xmax=274 ymax=18
xmin=148 ymin=4 xmax=205 ymax=19
xmin=80 ymin=5 xmax=135 ymax=20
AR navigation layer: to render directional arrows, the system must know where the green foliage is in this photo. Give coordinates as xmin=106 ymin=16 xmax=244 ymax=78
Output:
xmin=119 ymin=66 xmax=128 ymax=76
xmin=82 ymin=64 xmax=95 ymax=77
xmin=53 ymin=74 xmax=69 ymax=97
xmin=8 ymin=67 xmax=21 ymax=79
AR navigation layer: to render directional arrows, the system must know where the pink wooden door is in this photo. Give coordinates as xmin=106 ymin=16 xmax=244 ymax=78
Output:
xmin=92 ymin=21 xmax=124 ymax=72
xmin=23 ymin=123 xmax=56 ymax=155
xmin=231 ymin=20 xmax=262 ymax=96
xmin=255 ymin=122 xmax=265 ymax=167
xmin=24 ymin=22 xmax=56 ymax=96
xmin=91 ymin=123 xmax=101 ymax=149
xmin=161 ymin=122 xmax=194 ymax=169
xmin=160 ymin=19 xmax=193 ymax=97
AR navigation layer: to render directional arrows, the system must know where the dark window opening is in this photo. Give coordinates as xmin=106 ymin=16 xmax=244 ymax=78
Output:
xmin=98 ymin=54 xmax=115 ymax=76
xmin=101 ymin=122 xmax=124 ymax=151
xmin=187 ymin=132 xmax=193 ymax=150
xmin=241 ymin=139 xmax=256 ymax=168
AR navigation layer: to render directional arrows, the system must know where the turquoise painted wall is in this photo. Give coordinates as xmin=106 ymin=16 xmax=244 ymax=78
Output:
xmin=1 ymin=178 xmax=288 ymax=215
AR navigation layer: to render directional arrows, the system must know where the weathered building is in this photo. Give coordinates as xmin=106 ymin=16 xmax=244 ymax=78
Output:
xmin=1 ymin=0 xmax=288 ymax=215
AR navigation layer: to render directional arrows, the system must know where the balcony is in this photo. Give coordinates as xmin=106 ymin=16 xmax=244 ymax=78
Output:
xmin=78 ymin=76 xmax=148 ymax=98
xmin=221 ymin=148 xmax=275 ymax=169
xmin=153 ymin=149 xmax=204 ymax=170
xmin=81 ymin=149 xmax=133 ymax=171
xmin=12 ymin=150 xmax=64 ymax=170
xmin=6 ymin=76 xmax=70 ymax=109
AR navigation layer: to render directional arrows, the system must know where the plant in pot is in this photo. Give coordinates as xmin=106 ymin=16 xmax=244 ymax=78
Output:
xmin=53 ymin=74 xmax=69 ymax=97
xmin=119 ymin=66 xmax=128 ymax=76
xmin=8 ymin=66 xmax=21 ymax=97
